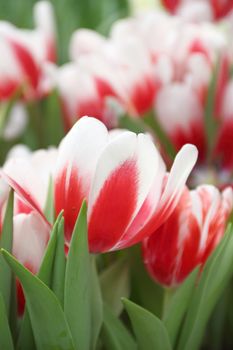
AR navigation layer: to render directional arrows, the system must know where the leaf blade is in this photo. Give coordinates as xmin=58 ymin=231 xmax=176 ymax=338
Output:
xmin=2 ymin=249 xmax=75 ymax=350
xmin=123 ymin=298 xmax=172 ymax=350
xmin=64 ymin=201 xmax=91 ymax=350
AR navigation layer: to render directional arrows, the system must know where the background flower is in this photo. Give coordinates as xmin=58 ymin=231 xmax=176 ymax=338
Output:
xmin=142 ymin=184 xmax=233 ymax=286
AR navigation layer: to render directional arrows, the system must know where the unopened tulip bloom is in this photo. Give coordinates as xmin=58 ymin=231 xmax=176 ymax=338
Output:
xmin=54 ymin=116 xmax=197 ymax=252
xmin=142 ymin=185 xmax=233 ymax=287
xmin=0 ymin=1 xmax=56 ymax=101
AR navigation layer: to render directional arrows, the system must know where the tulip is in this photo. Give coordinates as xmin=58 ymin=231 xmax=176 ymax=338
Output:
xmin=0 ymin=1 xmax=56 ymax=101
xmin=13 ymin=211 xmax=50 ymax=315
xmin=161 ymin=0 xmax=233 ymax=21
xmin=70 ymin=29 xmax=157 ymax=116
xmin=4 ymin=146 xmax=58 ymax=214
xmin=142 ymin=184 xmax=233 ymax=287
xmin=0 ymin=176 xmax=50 ymax=316
xmin=155 ymin=83 xmax=207 ymax=161
xmin=56 ymin=62 xmax=121 ymax=130
xmin=54 ymin=116 xmax=197 ymax=252
xmin=56 ymin=28 xmax=158 ymax=129
xmin=2 ymin=146 xmax=57 ymax=315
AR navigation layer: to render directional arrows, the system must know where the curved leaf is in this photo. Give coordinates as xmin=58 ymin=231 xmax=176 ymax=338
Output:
xmin=1 ymin=249 xmax=75 ymax=350
xmin=100 ymin=257 xmax=130 ymax=316
xmin=0 ymin=293 xmax=14 ymax=350
xmin=101 ymin=303 xmax=137 ymax=350
xmin=178 ymin=227 xmax=233 ymax=350
xmin=123 ymin=298 xmax=172 ymax=350
xmin=64 ymin=201 xmax=91 ymax=350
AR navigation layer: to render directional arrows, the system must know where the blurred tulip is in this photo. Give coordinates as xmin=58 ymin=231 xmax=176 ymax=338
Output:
xmin=56 ymin=62 xmax=121 ymax=130
xmin=1 ymin=146 xmax=57 ymax=315
xmin=161 ymin=0 xmax=233 ymax=21
xmin=13 ymin=211 xmax=50 ymax=315
xmin=55 ymin=28 xmax=158 ymax=129
xmin=54 ymin=116 xmax=197 ymax=252
xmin=0 ymin=1 xmax=56 ymax=101
xmin=4 ymin=146 xmax=58 ymax=214
xmin=142 ymin=184 xmax=233 ymax=287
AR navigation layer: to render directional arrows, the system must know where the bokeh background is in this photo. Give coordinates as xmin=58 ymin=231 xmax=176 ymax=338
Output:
xmin=0 ymin=0 xmax=132 ymax=63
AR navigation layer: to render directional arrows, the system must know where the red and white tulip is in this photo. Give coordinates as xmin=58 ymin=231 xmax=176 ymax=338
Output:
xmin=54 ymin=116 xmax=198 ymax=252
xmin=142 ymin=184 xmax=233 ymax=287
xmin=161 ymin=0 xmax=233 ymax=21
xmin=55 ymin=28 xmax=158 ymax=129
xmin=1 ymin=146 xmax=58 ymax=315
xmin=0 ymin=1 xmax=56 ymax=101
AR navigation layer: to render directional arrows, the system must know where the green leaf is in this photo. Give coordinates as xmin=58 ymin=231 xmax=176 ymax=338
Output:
xmin=100 ymin=257 xmax=130 ymax=316
xmin=178 ymin=226 xmax=233 ymax=350
xmin=163 ymin=267 xmax=199 ymax=347
xmin=101 ymin=303 xmax=137 ymax=350
xmin=119 ymin=115 xmax=146 ymax=134
xmin=44 ymin=176 xmax=54 ymax=224
xmin=64 ymin=201 xmax=91 ymax=350
xmin=41 ymin=89 xmax=64 ymax=146
xmin=1 ymin=249 xmax=75 ymax=350
xmin=52 ymin=216 xmax=66 ymax=306
xmin=144 ymin=112 xmax=176 ymax=159
xmin=123 ymin=298 xmax=172 ymax=350
xmin=204 ymin=60 xmax=219 ymax=157
xmin=0 ymin=190 xmax=14 ymax=315
xmin=16 ymin=311 xmax=35 ymax=350
xmin=17 ymin=213 xmax=62 ymax=350
xmin=38 ymin=213 xmax=63 ymax=284
xmin=90 ymin=256 xmax=103 ymax=350
xmin=130 ymin=245 xmax=163 ymax=317
xmin=0 ymin=293 xmax=14 ymax=350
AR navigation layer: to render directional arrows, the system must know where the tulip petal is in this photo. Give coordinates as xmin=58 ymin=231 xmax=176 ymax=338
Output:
xmin=88 ymin=132 xmax=163 ymax=252
xmin=126 ymin=144 xmax=198 ymax=246
xmin=13 ymin=212 xmax=49 ymax=274
xmin=54 ymin=117 xmax=109 ymax=241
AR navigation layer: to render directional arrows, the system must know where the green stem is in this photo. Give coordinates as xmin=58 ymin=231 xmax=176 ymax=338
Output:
xmin=162 ymin=288 xmax=174 ymax=319
xmin=143 ymin=111 xmax=176 ymax=160
xmin=26 ymin=100 xmax=44 ymax=149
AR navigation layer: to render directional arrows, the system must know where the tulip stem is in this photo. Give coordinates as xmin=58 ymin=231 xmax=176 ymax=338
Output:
xmin=162 ymin=288 xmax=174 ymax=319
xmin=26 ymin=100 xmax=44 ymax=149
xmin=143 ymin=111 xmax=176 ymax=160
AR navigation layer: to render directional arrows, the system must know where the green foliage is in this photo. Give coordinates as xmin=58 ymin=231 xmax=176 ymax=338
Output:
xmin=130 ymin=245 xmax=164 ymax=317
xmin=204 ymin=59 xmax=220 ymax=158
xmin=51 ymin=217 xmax=66 ymax=305
xmin=0 ymin=0 xmax=129 ymax=63
xmin=1 ymin=249 xmax=75 ymax=350
xmin=100 ymin=257 xmax=130 ymax=316
xmin=163 ymin=268 xmax=199 ymax=347
xmin=0 ymin=192 xmax=233 ymax=350
xmin=101 ymin=303 xmax=137 ymax=350
xmin=0 ymin=190 xmax=14 ymax=316
xmin=178 ymin=226 xmax=233 ymax=350
xmin=90 ymin=256 xmax=103 ymax=350
xmin=17 ymin=212 xmax=62 ymax=350
xmin=123 ymin=298 xmax=172 ymax=350
xmin=0 ymin=293 xmax=14 ymax=350
xmin=64 ymin=202 xmax=92 ymax=350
